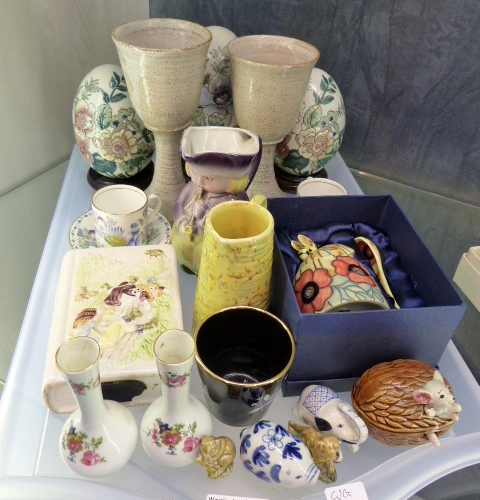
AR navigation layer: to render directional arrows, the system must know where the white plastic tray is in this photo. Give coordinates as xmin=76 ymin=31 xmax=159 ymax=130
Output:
xmin=0 ymin=146 xmax=479 ymax=500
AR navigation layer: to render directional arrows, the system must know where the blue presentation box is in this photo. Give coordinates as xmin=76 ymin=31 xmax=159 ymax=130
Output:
xmin=268 ymin=195 xmax=466 ymax=396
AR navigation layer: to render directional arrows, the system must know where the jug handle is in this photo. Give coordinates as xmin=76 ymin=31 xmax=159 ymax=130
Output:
xmin=246 ymin=138 xmax=263 ymax=190
xmin=250 ymin=194 xmax=267 ymax=209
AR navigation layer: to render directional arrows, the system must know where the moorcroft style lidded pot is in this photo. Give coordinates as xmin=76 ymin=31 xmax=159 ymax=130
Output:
xmin=56 ymin=336 xmax=138 ymax=477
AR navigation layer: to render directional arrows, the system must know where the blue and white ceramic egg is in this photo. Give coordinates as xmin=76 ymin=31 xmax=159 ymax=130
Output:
xmin=239 ymin=420 xmax=320 ymax=488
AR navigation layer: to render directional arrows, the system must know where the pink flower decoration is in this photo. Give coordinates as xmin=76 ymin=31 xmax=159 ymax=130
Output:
xmin=66 ymin=436 xmax=83 ymax=453
xmin=71 ymin=383 xmax=86 ymax=396
xmin=294 ymin=268 xmax=333 ymax=314
xmin=82 ymin=450 xmax=101 ymax=467
xmin=162 ymin=431 xmax=181 ymax=447
xmin=73 ymin=102 xmax=95 ymax=139
xmin=168 ymin=376 xmax=187 ymax=388
xmin=333 ymin=256 xmax=377 ymax=286
xmin=183 ymin=436 xmax=200 ymax=453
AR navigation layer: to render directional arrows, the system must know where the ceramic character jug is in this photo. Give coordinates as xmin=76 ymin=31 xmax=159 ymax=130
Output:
xmin=172 ymin=126 xmax=261 ymax=274
xmin=140 ymin=329 xmax=213 ymax=467
xmin=56 ymin=336 xmax=138 ymax=477
xmin=192 ymin=198 xmax=274 ymax=331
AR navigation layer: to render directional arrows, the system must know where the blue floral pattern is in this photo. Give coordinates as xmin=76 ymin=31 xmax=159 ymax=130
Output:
xmin=69 ymin=209 xmax=171 ymax=250
xmin=263 ymin=428 xmax=284 ymax=450
xmin=239 ymin=420 xmax=320 ymax=488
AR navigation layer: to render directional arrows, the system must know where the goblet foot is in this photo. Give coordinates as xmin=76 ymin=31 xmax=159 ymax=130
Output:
xmin=247 ymin=143 xmax=285 ymax=199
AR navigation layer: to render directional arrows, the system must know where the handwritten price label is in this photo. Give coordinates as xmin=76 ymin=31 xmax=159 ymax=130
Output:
xmin=325 ymin=481 xmax=369 ymax=500
xmin=206 ymin=496 xmax=268 ymax=500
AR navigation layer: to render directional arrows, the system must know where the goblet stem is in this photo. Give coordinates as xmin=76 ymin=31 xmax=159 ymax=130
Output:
xmin=247 ymin=143 xmax=285 ymax=199
xmin=147 ymin=129 xmax=186 ymax=223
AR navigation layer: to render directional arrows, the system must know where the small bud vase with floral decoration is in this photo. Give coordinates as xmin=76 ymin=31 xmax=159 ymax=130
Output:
xmin=140 ymin=329 xmax=213 ymax=467
xmin=56 ymin=336 xmax=138 ymax=477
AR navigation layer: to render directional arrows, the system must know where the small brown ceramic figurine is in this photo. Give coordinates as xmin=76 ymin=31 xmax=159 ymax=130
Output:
xmin=288 ymin=421 xmax=342 ymax=484
xmin=196 ymin=436 xmax=236 ymax=479
xmin=351 ymin=359 xmax=461 ymax=448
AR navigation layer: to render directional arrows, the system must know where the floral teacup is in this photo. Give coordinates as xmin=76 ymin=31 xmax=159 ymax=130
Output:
xmin=92 ymin=184 xmax=162 ymax=247
xmin=292 ymin=235 xmax=389 ymax=313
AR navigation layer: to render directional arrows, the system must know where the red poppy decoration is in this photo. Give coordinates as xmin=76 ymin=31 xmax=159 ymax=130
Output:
xmin=356 ymin=240 xmax=377 ymax=269
xmin=333 ymin=256 xmax=377 ymax=286
xmin=294 ymin=268 xmax=333 ymax=313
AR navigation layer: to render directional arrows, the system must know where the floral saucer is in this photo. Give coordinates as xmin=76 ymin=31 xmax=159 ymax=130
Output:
xmin=69 ymin=210 xmax=171 ymax=249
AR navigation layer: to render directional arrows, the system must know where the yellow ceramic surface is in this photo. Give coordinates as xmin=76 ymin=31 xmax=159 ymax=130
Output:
xmin=192 ymin=199 xmax=273 ymax=330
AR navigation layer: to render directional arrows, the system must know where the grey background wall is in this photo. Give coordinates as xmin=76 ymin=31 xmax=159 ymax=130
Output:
xmin=149 ymin=0 xmax=480 ymax=206
xmin=149 ymin=0 xmax=480 ymax=381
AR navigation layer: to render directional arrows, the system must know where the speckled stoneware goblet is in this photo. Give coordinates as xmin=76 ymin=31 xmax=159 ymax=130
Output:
xmin=112 ymin=19 xmax=212 ymax=222
xmin=227 ymin=35 xmax=319 ymax=198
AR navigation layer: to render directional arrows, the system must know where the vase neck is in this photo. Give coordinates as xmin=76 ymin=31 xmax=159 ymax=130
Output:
xmin=65 ymin=367 xmax=106 ymax=426
xmin=162 ymin=380 xmax=191 ymax=413
xmin=158 ymin=360 xmax=193 ymax=412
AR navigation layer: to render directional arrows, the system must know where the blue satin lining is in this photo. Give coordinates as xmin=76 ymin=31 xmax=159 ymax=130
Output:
xmin=276 ymin=222 xmax=426 ymax=309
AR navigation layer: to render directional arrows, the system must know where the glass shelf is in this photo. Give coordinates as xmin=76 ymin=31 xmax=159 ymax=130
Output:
xmin=0 ymin=147 xmax=479 ymax=500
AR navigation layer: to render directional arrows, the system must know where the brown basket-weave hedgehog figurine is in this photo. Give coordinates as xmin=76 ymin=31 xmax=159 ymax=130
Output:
xmin=351 ymin=359 xmax=461 ymax=448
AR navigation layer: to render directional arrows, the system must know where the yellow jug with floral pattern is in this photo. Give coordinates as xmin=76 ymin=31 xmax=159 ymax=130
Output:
xmin=192 ymin=197 xmax=273 ymax=331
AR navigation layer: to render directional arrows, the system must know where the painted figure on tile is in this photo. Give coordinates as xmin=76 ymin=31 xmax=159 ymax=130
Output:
xmin=72 ymin=277 xmax=167 ymax=363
